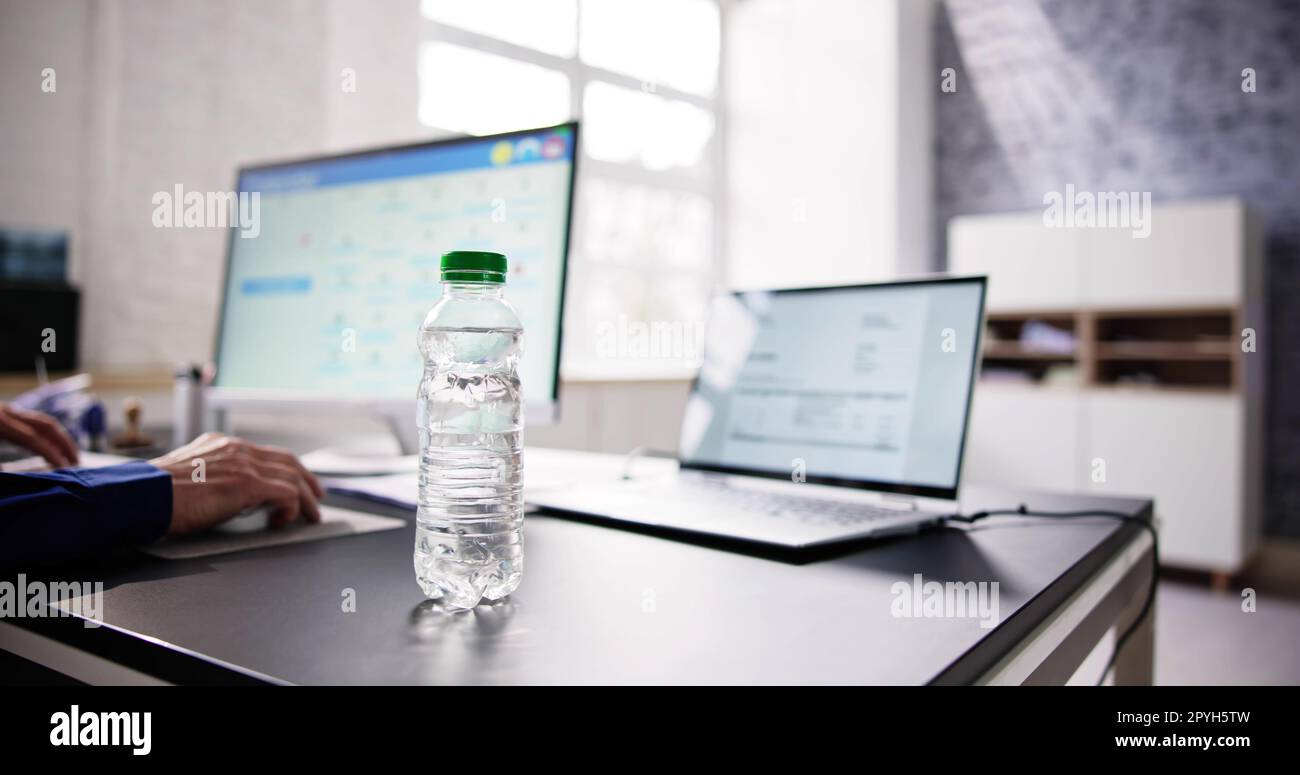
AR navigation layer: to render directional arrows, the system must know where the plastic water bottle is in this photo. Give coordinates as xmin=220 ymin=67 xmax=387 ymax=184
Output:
xmin=414 ymin=250 xmax=524 ymax=609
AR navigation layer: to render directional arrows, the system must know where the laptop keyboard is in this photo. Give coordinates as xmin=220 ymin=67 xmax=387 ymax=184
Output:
xmin=677 ymin=476 xmax=920 ymax=528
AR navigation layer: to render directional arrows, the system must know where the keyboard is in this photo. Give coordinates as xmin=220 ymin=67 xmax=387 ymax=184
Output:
xmin=675 ymin=475 xmax=922 ymax=528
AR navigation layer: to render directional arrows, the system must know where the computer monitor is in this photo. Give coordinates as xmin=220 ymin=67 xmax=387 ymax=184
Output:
xmin=209 ymin=123 xmax=578 ymax=436
xmin=679 ymin=277 xmax=987 ymax=502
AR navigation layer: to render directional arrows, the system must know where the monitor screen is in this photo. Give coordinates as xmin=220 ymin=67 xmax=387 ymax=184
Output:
xmin=679 ymin=278 xmax=986 ymax=499
xmin=214 ymin=123 xmax=576 ymax=415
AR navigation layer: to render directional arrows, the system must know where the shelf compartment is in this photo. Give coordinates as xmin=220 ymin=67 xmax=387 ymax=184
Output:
xmin=1093 ymin=341 xmax=1234 ymax=360
xmin=983 ymin=313 xmax=1078 ymax=362
xmin=1093 ymin=309 xmax=1234 ymax=345
xmin=982 ymin=343 xmax=1078 ymax=360
xmin=1093 ymin=358 xmax=1233 ymax=390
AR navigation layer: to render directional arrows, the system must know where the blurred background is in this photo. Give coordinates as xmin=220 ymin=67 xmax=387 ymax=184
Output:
xmin=1 ymin=0 xmax=1298 ymax=682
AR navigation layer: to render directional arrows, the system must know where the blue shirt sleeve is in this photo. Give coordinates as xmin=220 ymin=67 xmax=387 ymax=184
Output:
xmin=0 ymin=461 xmax=173 ymax=571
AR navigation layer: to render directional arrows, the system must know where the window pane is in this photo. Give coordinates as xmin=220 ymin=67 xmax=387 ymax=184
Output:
xmin=577 ymin=177 xmax=712 ymax=271
xmin=582 ymin=81 xmax=714 ymax=173
xmin=565 ymin=264 xmax=711 ymax=368
xmin=565 ymin=177 xmax=713 ymax=367
xmin=421 ymin=0 xmax=578 ymax=57
xmin=418 ymin=43 xmax=571 ymax=135
xmin=579 ymin=0 xmax=719 ymax=96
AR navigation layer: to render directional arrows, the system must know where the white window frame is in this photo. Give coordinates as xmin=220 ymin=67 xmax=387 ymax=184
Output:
xmin=419 ymin=2 xmax=726 ymax=381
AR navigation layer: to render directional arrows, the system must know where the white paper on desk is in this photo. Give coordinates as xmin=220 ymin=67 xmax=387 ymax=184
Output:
xmin=300 ymin=449 xmax=419 ymax=476
xmin=0 ymin=450 xmax=137 ymax=473
xmin=140 ymin=505 xmax=405 ymax=560
xmin=75 ymin=451 xmax=139 ymax=467
xmin=324 ymin=473 xmax=419 ymax=510
xmin=323 ymin=448 xmax=639 ymax=511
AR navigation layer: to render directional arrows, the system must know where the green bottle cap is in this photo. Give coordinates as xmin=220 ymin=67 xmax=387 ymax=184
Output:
xmin=440 ymin=250 xmax=507 ymax=284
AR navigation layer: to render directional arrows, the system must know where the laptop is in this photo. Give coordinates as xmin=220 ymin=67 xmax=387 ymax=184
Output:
xmin=530 ymin=276 xmax=988 ymax=548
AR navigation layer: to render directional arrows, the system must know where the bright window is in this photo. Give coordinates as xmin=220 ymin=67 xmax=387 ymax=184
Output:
xmin=579 ymin=0 xmax=720 ymax=96
xmin=582 ymin=81 xmax=715 ymax=173
xmin=420 ymin=0 xmax=722 ymax=376
xmin=420 ymin=0 xmax=578 ymax=56
xmin=418 ymin=44 xmax=571 ymax=136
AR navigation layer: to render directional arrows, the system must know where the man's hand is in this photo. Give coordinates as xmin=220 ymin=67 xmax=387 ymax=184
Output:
xmin=150 ymin=432 xmax=324 ymax=536
xmin=0 ymin=402 xmax=79 ymax=468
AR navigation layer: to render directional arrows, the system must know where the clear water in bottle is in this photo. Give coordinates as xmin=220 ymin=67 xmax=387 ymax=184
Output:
xmin=414 ymin=251 xmax=523 ymax=609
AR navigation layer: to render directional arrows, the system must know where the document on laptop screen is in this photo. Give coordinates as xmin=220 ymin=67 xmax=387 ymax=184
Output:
xmin=680 ymin=280 xmax=984 ymax=491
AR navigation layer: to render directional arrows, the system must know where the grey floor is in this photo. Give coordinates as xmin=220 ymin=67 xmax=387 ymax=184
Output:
xmin=1152 ymin=579 xmax=1300 ymax=685
xmin=1070 ymin=578 xmax=1300 ymax=685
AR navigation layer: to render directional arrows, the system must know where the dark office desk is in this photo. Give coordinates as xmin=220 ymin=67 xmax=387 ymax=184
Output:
xmin=0 ymin=455 xmax=1155 ymax=685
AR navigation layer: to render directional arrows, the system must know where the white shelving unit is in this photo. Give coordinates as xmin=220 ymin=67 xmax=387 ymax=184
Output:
xmin=950 ymin=198 xmax=1266 ymax=579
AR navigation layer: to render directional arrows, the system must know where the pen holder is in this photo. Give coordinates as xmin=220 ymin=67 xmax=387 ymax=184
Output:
xmin=172 ymin=363 xmax=204 ymax=447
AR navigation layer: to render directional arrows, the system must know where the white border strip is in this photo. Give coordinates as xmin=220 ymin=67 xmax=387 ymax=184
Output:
xmin=0 ymin=621 xmax=170 ymax=686
xmin=975 ymin=529 xmax=1153 ymax=686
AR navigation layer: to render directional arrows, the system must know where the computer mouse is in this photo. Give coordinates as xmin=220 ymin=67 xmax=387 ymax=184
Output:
xmin=215 ymin=505 xmax=272 ymax=534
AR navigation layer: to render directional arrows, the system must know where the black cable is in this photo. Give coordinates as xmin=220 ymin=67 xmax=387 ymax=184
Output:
xmin=943 ymin=504 xmax=1158 ymax=686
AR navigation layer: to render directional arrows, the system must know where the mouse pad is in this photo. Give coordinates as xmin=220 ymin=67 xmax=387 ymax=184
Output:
xmin=140 ymin=505 xmax=406 ymax=560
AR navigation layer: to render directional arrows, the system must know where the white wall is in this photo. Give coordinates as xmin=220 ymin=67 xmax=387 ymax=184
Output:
xmin=0 ymin=0 xmax=92 ymax=250
xmin=323 ymin=0 xmax=426 ymax=151
xmin=0 ymin=0 xmax=426 ymax=370
xmin=893 ymin=0 xmax=935 ymax=274
xmin=724 ymin=0 xmax=933 ymax=289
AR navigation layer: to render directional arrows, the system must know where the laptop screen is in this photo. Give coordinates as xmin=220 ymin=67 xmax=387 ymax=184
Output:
xmin=679 ymin=277 xmax=986 ymax=500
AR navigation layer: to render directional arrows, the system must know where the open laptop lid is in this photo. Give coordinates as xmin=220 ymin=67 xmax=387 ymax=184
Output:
xmin=678 ymin=276 xmax=987 ymax=502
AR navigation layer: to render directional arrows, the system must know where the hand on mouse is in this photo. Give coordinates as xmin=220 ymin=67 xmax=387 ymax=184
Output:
xmin=0 ymin=402 xmax=79 ymax=468
xmin=150 ymin=432 xmax=324 ymax=536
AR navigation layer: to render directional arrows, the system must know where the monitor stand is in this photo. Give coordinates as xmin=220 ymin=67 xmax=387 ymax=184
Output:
xmin=299 ymin=413 xmax=418 ymax=476
xmin=212 ymin=407 xmax=418 ymax=477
